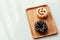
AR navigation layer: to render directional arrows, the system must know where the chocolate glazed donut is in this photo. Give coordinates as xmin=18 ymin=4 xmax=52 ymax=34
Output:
xmin=35 ymin=20 xmax=48 ymax=34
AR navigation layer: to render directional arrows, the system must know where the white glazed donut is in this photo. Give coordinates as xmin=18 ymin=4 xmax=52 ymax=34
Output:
xmin=37 ymin=7 xmax=48 ymax=18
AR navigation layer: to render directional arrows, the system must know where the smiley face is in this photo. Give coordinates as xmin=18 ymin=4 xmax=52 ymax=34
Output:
xmin=37 ymin=7 xmax=48 ymax=18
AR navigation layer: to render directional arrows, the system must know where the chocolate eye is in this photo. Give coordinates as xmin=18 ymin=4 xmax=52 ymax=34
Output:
xmin=35 ymin=21 xmax=48 ymax=34
xmin=44 ymin=11 xmax=45 ymax=12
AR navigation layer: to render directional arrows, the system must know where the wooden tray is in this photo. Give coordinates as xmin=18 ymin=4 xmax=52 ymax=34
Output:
xmin=26 ymin=5 xmax=58 ymax=39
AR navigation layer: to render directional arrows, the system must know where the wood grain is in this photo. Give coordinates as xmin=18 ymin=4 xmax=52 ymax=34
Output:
xmin=26 ymin=5 xmax=58 ymax=39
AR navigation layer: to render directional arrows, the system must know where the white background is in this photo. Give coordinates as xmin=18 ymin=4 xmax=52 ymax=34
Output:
xmin=0 ymin=0 xmax=60 ymax=40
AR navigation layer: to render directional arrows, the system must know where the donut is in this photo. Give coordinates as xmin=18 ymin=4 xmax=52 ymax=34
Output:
xmin=37 ymin=7 xmax=48 ymax=18
xmin=35 ymin=20 xmax=48 ymax=34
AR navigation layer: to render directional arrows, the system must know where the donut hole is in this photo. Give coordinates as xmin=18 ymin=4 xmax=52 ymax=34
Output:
xmin=40 ymin=26 xmax=43 ymax=29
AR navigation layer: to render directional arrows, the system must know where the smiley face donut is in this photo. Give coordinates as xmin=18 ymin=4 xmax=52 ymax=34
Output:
xmin=37 ymin=7 xmax=48 ymax=18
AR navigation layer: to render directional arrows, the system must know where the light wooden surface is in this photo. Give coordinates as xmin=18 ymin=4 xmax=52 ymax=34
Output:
xmin=26 ymin=5 xmax=58 ymax=38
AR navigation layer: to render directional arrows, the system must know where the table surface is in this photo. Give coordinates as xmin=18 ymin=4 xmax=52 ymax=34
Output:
xmin=0 ymin=0 xmax=60 ymax=40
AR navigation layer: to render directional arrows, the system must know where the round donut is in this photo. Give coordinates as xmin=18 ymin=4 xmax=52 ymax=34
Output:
xmin=35 ymin=20 xmax=48 ymax=34
xmin=37 ymin=7 xmax=48 ymax=18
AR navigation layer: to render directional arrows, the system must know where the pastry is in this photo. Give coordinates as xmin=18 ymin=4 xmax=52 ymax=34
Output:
xmin=35 ymin=20 xmax=48 ymax=34
xmin=37 ymin=7 xmax=48 ymax=18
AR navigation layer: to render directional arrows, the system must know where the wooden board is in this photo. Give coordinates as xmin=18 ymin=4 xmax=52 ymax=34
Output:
xmin=26 ymin=5 xmax=58 ymax=39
